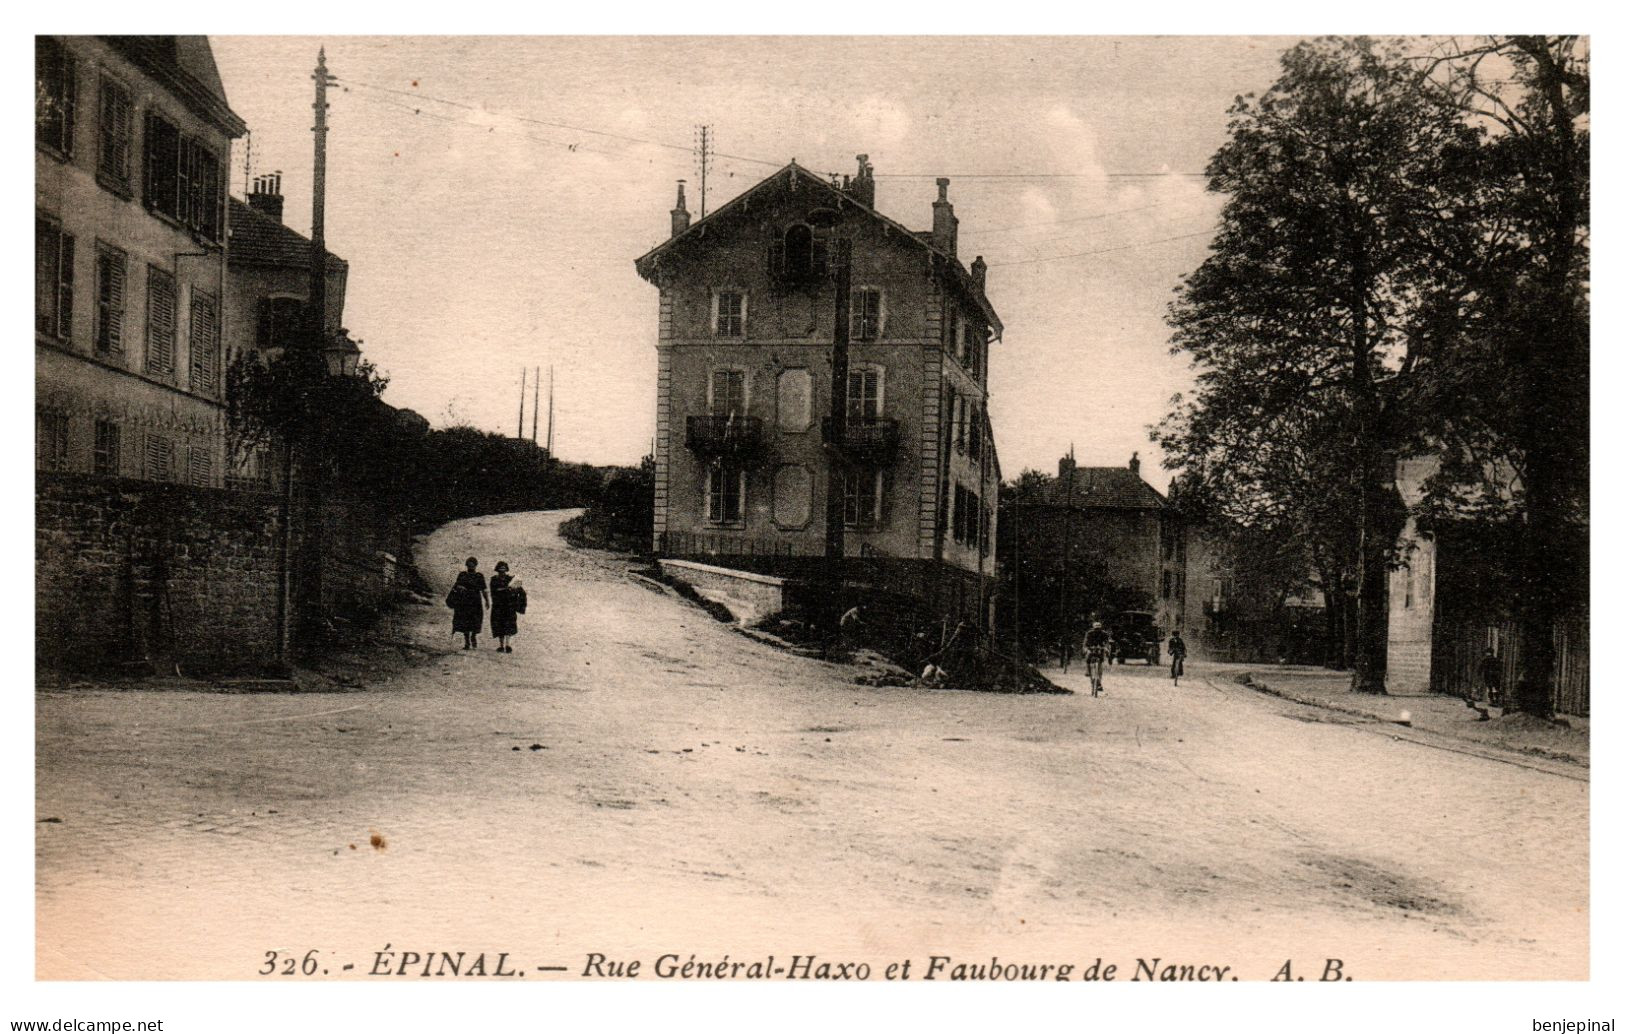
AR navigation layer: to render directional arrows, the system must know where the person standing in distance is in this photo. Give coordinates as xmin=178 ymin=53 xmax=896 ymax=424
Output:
xmin=1168 ymin=629 xmax=1187 ymax=684
xmin=449 ymin=556 xmax=489 ymax=651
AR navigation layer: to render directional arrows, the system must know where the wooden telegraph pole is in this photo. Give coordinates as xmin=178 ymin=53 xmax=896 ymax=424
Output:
xmin=822 ymin=238 xmax=853 ymax=656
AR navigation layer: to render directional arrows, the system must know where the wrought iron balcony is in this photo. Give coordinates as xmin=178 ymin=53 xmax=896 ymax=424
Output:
xmin=821 ymin=416 xmax=900 ymax=462
xmin=685 ymin=414 xmax=765 ymax=460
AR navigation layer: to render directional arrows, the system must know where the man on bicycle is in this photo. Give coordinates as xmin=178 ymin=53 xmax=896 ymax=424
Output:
xmin=1083 ymin=621 xmax=1111 ymax=696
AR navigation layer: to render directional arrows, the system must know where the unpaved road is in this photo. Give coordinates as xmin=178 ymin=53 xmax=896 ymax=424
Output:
xmin=37 ymin=510 xmax=1587 ymax=980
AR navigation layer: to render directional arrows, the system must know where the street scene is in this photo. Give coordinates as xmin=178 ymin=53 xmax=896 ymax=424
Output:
xmin=33 ymin=30 xmax=1588 ymax=1015
xmin=37 ymin=511 xmax=1587 ymax=981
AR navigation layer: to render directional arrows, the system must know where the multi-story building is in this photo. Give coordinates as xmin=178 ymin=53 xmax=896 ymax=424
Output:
xmin=1004 ymin=451 xmax=1185 ymax=639
xmin=634 ymin=156 xmax=1003 ymax=627
xmin=36 ymin=35 xmax=246 ymax=487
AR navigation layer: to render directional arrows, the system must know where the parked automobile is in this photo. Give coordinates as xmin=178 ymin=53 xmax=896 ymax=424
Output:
xmin=1111 ymin=611 xmax=1162 ymax=665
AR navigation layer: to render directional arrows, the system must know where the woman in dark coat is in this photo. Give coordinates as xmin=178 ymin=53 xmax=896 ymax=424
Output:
xmin=449 ymin=556 xmax=488 ymax=650
xmin=489 ymin=561 xmax=520 ymax=653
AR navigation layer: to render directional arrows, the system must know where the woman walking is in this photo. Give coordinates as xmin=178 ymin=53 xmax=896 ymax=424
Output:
xmin=448 ymin=556 xmax=489 ymax=650
xmin=489 ymin=561 xmax=524 ymax=653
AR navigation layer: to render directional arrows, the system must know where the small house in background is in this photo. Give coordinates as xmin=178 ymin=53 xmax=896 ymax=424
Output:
xmin=1386 ymin=456 xmax=1588 ymax=714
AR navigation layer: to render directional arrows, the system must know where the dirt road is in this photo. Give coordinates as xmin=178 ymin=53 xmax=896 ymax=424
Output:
xmin=36 ymin=510 xmax=1587 ymax=980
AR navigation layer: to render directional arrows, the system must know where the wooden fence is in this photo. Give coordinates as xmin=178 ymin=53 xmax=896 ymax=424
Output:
xmin=1431 ymin=614 xmax=1589 ymax=716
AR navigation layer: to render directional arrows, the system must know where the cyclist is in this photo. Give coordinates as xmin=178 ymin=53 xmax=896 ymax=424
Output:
xmin=1083 ymin=621 xmax=1111 ymax=697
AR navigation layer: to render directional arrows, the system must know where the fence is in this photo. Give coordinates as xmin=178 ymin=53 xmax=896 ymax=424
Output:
xmin=1431 ymin=614 xmax=1590 ymax=716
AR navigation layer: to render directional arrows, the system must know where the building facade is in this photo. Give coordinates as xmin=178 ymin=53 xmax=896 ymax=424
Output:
xmin=223 ymin=176 xmax=350 ymax=488
xmin=634 ymin=158 xmax=1003 ymax=625
xmin=36 ymin=35 xmax=246 ymax=489
xmin=1004 ymin=452 xmax=1184 ymax=641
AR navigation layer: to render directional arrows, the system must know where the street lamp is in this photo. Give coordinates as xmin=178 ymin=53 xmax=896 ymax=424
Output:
xmin=323 ymin=328 xmax=362 ymax=378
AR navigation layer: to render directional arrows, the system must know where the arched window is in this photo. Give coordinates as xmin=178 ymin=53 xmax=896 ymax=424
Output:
xmin=778 ymin=223 xmax=829 ymax=282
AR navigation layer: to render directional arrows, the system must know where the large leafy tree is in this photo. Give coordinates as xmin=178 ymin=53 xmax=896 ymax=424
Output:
xmin=1409 ymin=36 xmax=1589 ymax=715
xmin=1161 ymin=37 xmax=1482 ymax=693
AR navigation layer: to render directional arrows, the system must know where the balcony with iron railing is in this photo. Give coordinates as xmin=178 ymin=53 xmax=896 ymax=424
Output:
xmin=822 ymin=416 xmax=900 ymax=462
xmin=685 ymin=414 xmax=766 ymax=461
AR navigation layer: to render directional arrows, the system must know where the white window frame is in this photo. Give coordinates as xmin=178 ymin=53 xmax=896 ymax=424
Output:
xmin=851 ymin=286 xmax=885 ymax=342
xmin=712 ymin=288 xmax=748 ymax=338
xmin=705 ymin=464 xmax=747 ymax=526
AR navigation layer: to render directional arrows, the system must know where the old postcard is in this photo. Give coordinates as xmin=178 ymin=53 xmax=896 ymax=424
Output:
xmin=29 ymin=29 xmax=1593 ymax=1030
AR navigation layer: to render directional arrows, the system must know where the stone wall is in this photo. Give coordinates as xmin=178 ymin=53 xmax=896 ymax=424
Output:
xmin=37 ymin=472 xmax=285 ymax=673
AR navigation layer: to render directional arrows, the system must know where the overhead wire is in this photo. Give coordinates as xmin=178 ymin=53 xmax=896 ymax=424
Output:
xmin=987 ymin=229 xmax=1216 ymax=267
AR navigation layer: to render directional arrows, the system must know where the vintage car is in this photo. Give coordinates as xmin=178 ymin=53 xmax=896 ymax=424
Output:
xmin=1111 ymin=611 xmax=1162 ymax=665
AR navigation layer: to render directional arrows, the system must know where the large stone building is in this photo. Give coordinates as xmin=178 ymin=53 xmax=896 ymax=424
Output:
xmin=36 ymin=35 xmax=246 ymax=487
xmin=634 ymin=157 xmax=1003 ymax=627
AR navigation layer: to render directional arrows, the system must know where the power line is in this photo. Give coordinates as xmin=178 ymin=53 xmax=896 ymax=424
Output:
xmin=962 ymin=198 xmax=1209 ymax=237
xmin=877 ymin=171 xmax=1208 ymax=179
xmin=987 ymin=228 xmax=1214 ymax=267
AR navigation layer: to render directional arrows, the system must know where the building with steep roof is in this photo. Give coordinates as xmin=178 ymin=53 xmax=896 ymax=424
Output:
xmin=36 ymin=34 xmax=246 ymax=487
xmin=634 ymin=156 xmax=1003 ymax=631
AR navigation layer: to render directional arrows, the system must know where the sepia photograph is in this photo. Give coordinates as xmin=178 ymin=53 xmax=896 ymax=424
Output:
xmin=24 ymin=21 xmax=1599 ymax=1031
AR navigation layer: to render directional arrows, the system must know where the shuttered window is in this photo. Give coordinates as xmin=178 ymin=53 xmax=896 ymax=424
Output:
xmin=188 ymin=446 xmax=213 ymax=488
xmin=36 ymin=37 xmax=77 ymax=155
xmin=189 ymin=290 xmax=220 ymax=392
xmin=145 ymin=266 xmax=176 ymax=376
xmin=95 ymin=242 xmax=126 ymax=356
xmin=256 ymin=296 xmax=305 ymax=351
xmin=97 ymin=74 xmax=133 ymax=191
xmin=142 ymin=115 xmax=224 ymax=242
xmin=94 ymin=420 xmax=121 ymax=476
xmin=37 ymin=411 xmax=70 ymax=472
xmin=36 ymin=216 xmax=74 ymax=340
xmin=144 ymin=434 xmax=174 ymax=481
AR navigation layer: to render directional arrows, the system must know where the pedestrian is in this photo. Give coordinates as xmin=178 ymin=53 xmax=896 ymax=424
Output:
xmin=489 ymin=561 xmax=523 ymax=653
xmin=1480 ymin=648 xmax=1503 ymax=708
xmin=447 ymin=556 xmax=488 ymax=651
xmin=1168 ymin=629 xmax=1187 ymax=683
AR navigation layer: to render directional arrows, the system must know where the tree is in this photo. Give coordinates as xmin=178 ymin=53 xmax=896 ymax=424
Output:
xmin=1161 ymin=37 xmax=1482 ymax=692
xmin=1409 ymin=36 xmax=1589 ymax=716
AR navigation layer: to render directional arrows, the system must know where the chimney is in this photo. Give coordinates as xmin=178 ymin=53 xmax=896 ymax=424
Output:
xmin=970 ymin=254 xmax=987 ymax=291
xmin=849 ymin=153 xmax=875 ymax=207
xmin=932 ymin=177 xmax=958 ymax=256
xmin=1129 ymin=451 xmax=1141 ymax=476
xmin=247 ymin=171 xmax=285 ymax=223
xmin=670 ymin=179 xmax=691 ymax=237
xmin=1059 ymin=449 xmax=1077 ymax=481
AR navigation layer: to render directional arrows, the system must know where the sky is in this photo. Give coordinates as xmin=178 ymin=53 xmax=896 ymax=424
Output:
xmin=208 ymin=36 xmax=1301 ymax=490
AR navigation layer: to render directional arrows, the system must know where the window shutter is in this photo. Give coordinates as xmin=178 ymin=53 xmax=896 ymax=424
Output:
xmin=61 ymin=52 xmax=77 ymax=155
xmin=97 ymin=245 xmax=125 ymax=355
xmin=189 ymin=447 xmax=212 ymax=487
xmin=145 ymin=434 xmax=173 ymax=481
xmin=36 ymin=218 xmax=58 ymax=335
xmin=56 ymin=232 xmax=74 ymax=340
xmin=146 ymin=267 xmax=176 ymax=375
xmin=190 ymin=292 xmax=219 ymax=391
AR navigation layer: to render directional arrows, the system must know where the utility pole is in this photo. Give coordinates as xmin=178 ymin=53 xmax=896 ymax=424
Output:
xmin=309 ymin=47 xmax=333 ymax=346
xmin=531 ymin=365 xmax=540 ymax=443
xmin=517 ymin=366 xmax=527 ymax=438
xmin=1059 ymin=444 xmax=1075 ymax=670
xmin=694 ymin=125 xmax=713 ymax=219
xmin=822 ymin=238 xmax=852 ymax=656
xmin=546 ymin=364 xmax=555 ymax=462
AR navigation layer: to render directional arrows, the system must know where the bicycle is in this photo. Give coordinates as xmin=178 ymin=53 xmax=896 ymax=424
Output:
xmin=1085 ymin=648 xmax=1106 ymax=697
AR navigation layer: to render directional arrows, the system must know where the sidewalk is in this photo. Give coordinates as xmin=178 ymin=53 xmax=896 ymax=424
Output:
xmin=1215 ymin=663 xmax=1589 ymax=768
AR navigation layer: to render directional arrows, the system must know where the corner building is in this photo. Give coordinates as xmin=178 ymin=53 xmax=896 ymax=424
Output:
xmin=635 ymin=157 xmax=1004 ymax=629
